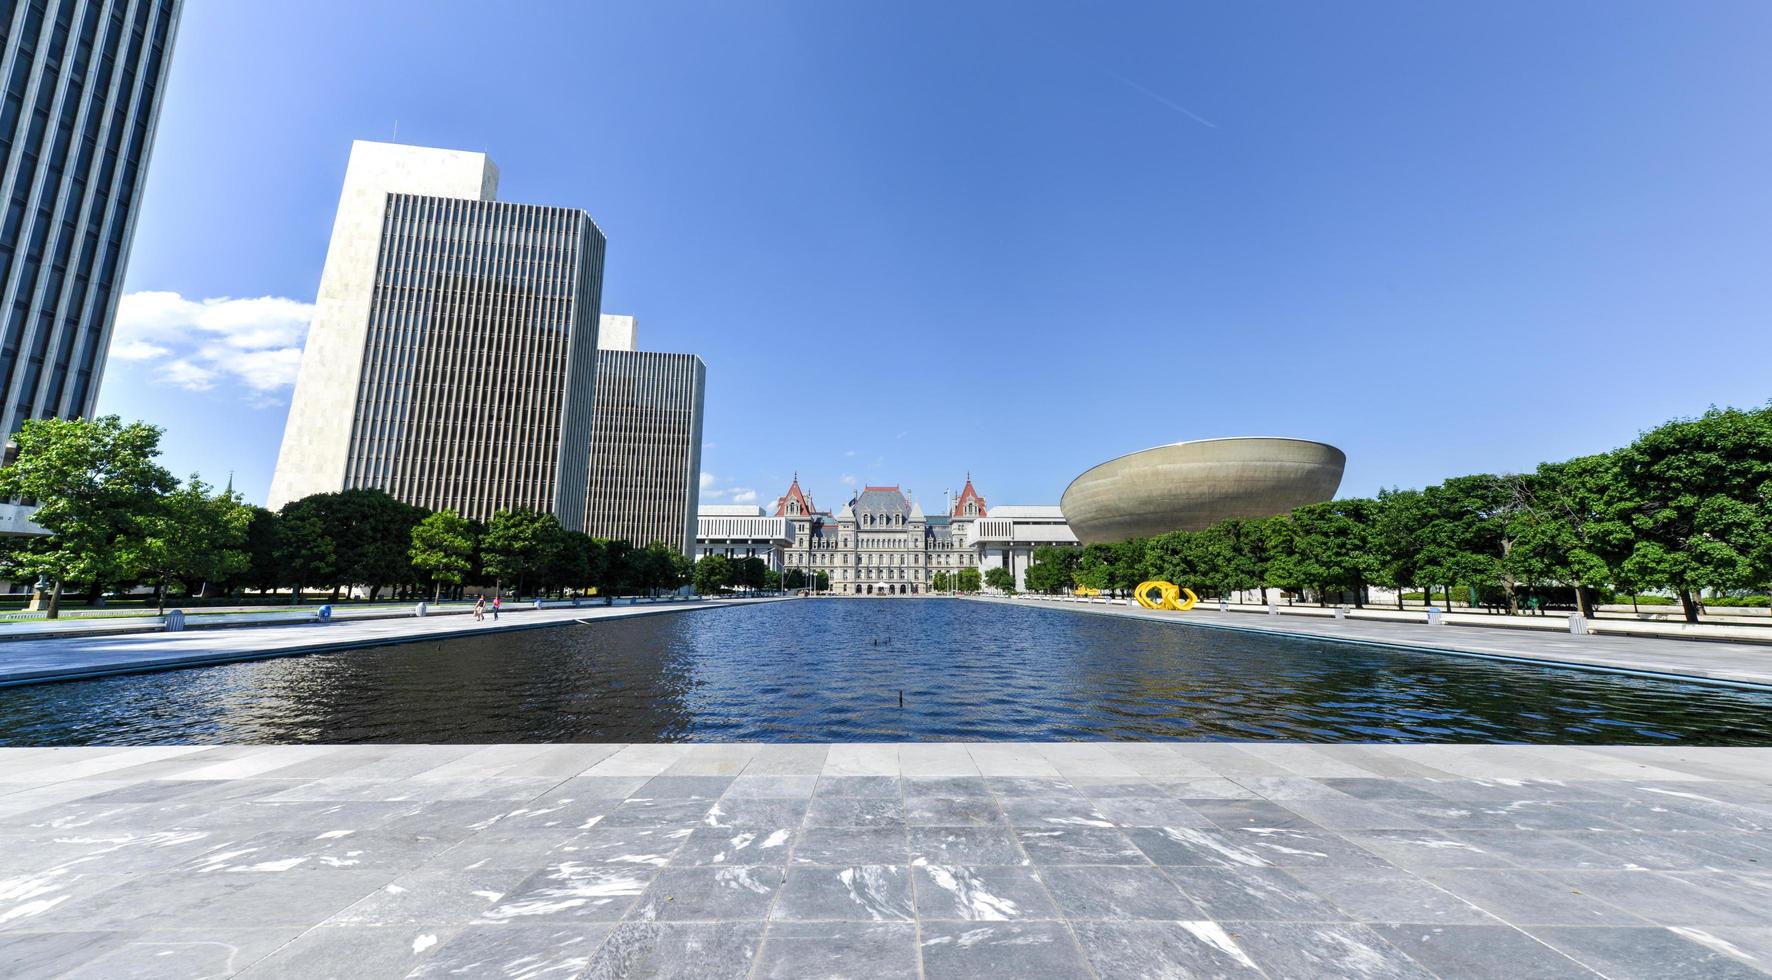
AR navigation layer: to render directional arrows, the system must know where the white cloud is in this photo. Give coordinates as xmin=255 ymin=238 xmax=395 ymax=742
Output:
xmin=845 ymin=449 xmax=856 ymax=457
xmin=114 ymin=291 xmax=313 ymax=403
xmin=700 ymin=472 xmax=719 ymax=490
xmin=840 ymin=473 xmax=857 ymax=486
xmin=160 ymin=358 xmax=218 ymax=391
xmin=730 ymin=488 xmax=757 ymax=504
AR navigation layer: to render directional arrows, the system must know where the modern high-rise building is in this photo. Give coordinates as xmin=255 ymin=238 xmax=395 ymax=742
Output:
xmin=269 ymin=141 xmax=605 ymax=527
xmin=0 ymin=0 xmax=183 ymax=531
xmin=582 ymin=314 xmax=704 ymax=553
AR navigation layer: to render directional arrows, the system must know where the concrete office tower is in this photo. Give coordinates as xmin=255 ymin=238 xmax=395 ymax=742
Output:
xmin=268 ymin=141 xmax=605 ymax=528
xmin=0 ymin=0 xmax=183 ymax=529
xmin=582 ymin=315 xmax=705 ymax=553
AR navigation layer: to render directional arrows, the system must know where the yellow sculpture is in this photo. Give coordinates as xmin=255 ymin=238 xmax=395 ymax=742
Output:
xmin=1072 ymin=585 xmax=1101 ymax=597
xmin=1134 ymin=580 xmax=1199 ymax=611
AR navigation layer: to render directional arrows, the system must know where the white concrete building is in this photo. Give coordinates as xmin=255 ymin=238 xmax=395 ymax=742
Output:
xmin=583 ymin=315 xmax=705 ymax=553
xmin=268 ymin=141 xmax=605 ymax=526
xmin=972 ymin=504 xmax=1080 ymax=591
xmin=694 ymin=504 xmax=793 ymax=570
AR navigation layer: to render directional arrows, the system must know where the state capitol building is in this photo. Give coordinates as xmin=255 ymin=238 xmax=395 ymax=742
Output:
xmin=776 ymin=476 xmax=987 ymax=595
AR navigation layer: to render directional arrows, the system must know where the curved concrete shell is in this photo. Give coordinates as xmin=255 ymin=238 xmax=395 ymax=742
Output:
xmin=1060 ymin=437 xmax=1346 ymax=545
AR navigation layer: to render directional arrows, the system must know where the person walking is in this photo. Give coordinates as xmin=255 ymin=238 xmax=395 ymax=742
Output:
xmin=473 ymin=595 xmax=485 ymax=622
xmin=492 ymin=594 xmax=501 ymax=621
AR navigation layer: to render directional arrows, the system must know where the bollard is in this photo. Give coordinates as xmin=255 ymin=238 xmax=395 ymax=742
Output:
xmin=1218 ymin=599 xmax=1229 ymax=613
xmin=1426 ymin=606 xmax=1443 ymax=626
xmin=414 ymin=601 xmax=427 ymax=617
xmin=1568 ymin=613 xmax=1589 ymax=635
xmin=316 ymin=604 xmax=333 ymax=623
xmin=164 ymin=609 xmax=186 ymax=632
xmin=1333 ymin=606 xmax=1347 ymax=620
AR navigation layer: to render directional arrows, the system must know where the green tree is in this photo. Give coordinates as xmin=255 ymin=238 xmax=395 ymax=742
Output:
xmin=320 ymin=489 xmax=425 ymax=599
xmin=1419 ymin=475 xmax=1516 ymax=611
xmin=955 ymin=567 xmax=982 ymax=593
xmin=237 ymin=506 xmax=281 ymax=595
xmin=930 ymin=570 xmax=950 ymax=592
xmin=1611 ymin=406 xmax=1772 ymax=622
xmin=734 ymin=556 xmax=768 ymax=591
xmin=1023 ymin=545 xmax=1079 ymax=594
xmin=126 ymin=477 xmax=252 ymax=614
xmin=1287 ymin=499 xmax=1380 ymax=606
xmin=273 ymin=497 xmax=336 ymax=604
xmin=409 ymin=509 xmax=476 ymax=601
xmin=984 ymin=566 xmax=1016 ymax=593
xmin=1372 ymin=488 xmax=1431 ymax=609
xmin=482 ymin=508 xmax=561 ymax=598
xmin=695 ymin=554 xmax=732 ymax=594
xmin=1504 ymin=455 xmax=1621 ymax=618
xmin=1076 ymin=540 xmax=1143 ymax=597
xmin=0 ymin=415 xmax=175 ymax=617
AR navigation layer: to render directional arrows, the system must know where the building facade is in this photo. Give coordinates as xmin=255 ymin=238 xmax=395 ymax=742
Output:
xmin=694 ymin=504 xmax=792 ymax=569
xmin=581 ymin=314 xmax=704 ymax=553
xmin=269 ymin=141 xmax=605 ymax=527
xmin=0 ymin=0 xmax=183 ymax=532
xmin=775 ymin=476 xmax=986 ymax=595
xmin=764 ymin=475 xmax=1081 ymax=593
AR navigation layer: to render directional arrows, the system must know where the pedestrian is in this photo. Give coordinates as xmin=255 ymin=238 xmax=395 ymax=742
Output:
xmin=492 ymin=594 xmax=501 ymax=621
xmin=473 ymin=595 xmax=485 ymax=622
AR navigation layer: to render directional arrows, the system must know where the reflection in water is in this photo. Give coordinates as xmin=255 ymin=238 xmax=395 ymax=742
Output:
xmin=2 ymin=599 xmax=1771 ymax=745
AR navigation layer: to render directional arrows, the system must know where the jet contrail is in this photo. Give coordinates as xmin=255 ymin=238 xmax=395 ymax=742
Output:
xmin=1103 ymin=68 xmax=1218 ymax=129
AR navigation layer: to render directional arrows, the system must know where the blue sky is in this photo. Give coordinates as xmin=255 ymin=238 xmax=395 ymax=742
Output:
xmin=104 ymin=1 xmax=1772 ymax=511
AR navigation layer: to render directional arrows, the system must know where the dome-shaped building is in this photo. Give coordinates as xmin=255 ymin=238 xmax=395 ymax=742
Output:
xmin=1060 ymin=437 xmax=1345 ymax=545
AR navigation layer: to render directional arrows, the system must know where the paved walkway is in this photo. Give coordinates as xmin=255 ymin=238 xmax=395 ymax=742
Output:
xmin=1 ymin=742 xmax=1769 ymax=977
xmin=0 ymin=598 xmax=781 ymax=687
xmin=991 ymin=595 xmax=1772 ymax=688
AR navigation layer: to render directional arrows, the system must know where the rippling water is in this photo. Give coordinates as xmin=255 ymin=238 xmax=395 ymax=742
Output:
xmin=2 ymin=599 xmax=1771 ymax=745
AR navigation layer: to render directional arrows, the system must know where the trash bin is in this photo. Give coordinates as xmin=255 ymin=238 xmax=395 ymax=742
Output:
xmin=1568 ymin=613 xmax=1589 ymax=635
xmin=316 ymin=604 xmax=333 ymax=623
xmin=414 ymin=602 xmax=427 ymax=617
xmin=1333 ymin=606 xmax=1347 ymax=620
xmin=164 ymin=609 xmax=185 ymax=632
xmin=1426 ymin=606 xmax=1443 ymax=626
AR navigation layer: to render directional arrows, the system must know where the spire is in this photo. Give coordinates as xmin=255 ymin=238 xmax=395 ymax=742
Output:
xmin=952 ymin=474 xmax=987 ymax=517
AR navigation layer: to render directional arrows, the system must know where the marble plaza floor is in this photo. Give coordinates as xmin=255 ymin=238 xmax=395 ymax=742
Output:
xmin=1 ymin=742 xmax=1771 ymax=978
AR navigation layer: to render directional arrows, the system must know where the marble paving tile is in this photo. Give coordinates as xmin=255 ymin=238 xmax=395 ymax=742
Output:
xmin=998 ymin=796 xmax=1113 ymax=827
xmin=1320 ymin=777 xmax=1447 ymax=801
xmin=1372 ymin=923 xmax=1602 ymax=979
xmin=811 ymin=775 xmax=900 ymax=798
xmin=803 ymin=796 xmax=904 ymax=828
xmin=1275 ymin=798 xmax=1432 ymax=832
xmin=911 ymin=865 xmax=1057 ymax=921
xmin=904 ymin=776 xmax=991 ymax=799
xmin=1284 ymin=868 xmax=1500 ymax=924
xmin=918 ymin=920 xmax=1094 ymax=980
xmin=583 ymin=921 xmax=764 ymax=980
xmin=790 ymin=827 xmax=908 ymax=866
xmin=1525 ymin=925 xmax=1772 ymax=980
xmin=1343 ymin=830 xmax=1514 ymax=870
xmin=1555 ymin=870 xmax=1772 ymax=927
xmin=1152 ymin=776 xmax=1263 ymax=799
xmin=323 ymin=866 xmax=528 ymax=926
xmin=56 ymin=927 xmax=305 ymax=980
xmin=1229 ymin=920 xmax=1436 ymax=979
xmin=1014 ymin=826 xmax=1147 ymax=865
xmin=772 ymin=865 xmax=913 ymax=922
xmin=981 ymin=776 xmax=1075 ymax=798
xmin=635 ymin=775 xmax=734 ymax=800
xmin=0 ymin=930 xmax=144 ymax=977
xmin=739 ymin=744 xmax=828 ymax=777
xmin=628 ymin=866 xmax=782 ymax=922
xmin=908 ymin=825 xmax=1026 ymax=865
xmin=1037 ymin=865 xmax=1203 ymax=920
xmin=1090 ymin=796 xmax=1215 ymax=828
xmin=1067 ymin=777 xmax=1167 ymax=798
xmin=475 ymin=862 xmax=654 ymax=924
xmin=1418 ymin=868 xmax=1646 ymax=926
xmin=599 ymin=798 xmax=720 ymax=828
xmin=903 ymin=796 xmax=1004 ymax=827
xmin=700 ymin=797 xmax=809 ymax=829
xmin=408 ymin=923 xmax=613 ymax=978
xmin=669 ymin=827 xmax=795 ymax=866
xmin=1190 ymin=798 xmax=1331 ymax=832
xmin=752 ymin=921 xmax=919 ymax=979
xmin=1073 ymin=920 xmax=1267 ymax=977
xmin=722 ymin=775 xmax=817 ymax=799
xmin=1166 ymin=865 xmax=1349 ymax=922
xmin=233 ymin=924 xmax=453 ymax=978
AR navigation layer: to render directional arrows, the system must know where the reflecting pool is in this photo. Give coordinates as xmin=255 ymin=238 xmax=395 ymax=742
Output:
xmin=3 ymin=599 xmax=1771 ymax=745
